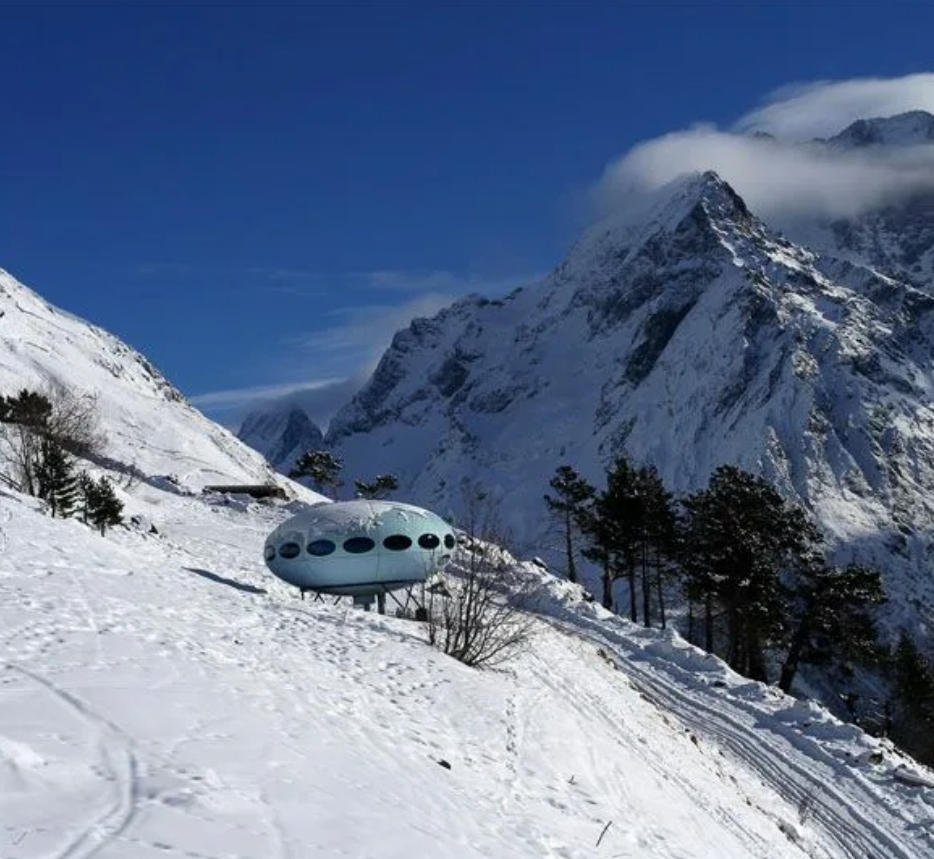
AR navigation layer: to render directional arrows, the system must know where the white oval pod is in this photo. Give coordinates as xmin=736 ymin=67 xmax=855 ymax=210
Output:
xmin=264 ymin=499 xmax=455 ymax=596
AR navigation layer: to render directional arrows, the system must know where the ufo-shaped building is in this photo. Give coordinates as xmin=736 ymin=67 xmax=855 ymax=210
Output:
xmin=264 ymin=499 xmax=456 ymax=609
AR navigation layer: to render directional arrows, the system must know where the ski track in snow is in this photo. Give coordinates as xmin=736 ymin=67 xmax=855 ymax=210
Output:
xmin=4 ymin=664 xmax=138 ymax=859
xmin=539 ymin=609 xmax=932 ymax=859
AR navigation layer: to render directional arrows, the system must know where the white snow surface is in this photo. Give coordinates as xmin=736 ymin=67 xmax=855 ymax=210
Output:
xmin=1 ymin=480 xmax=933 ymax=859
xmin=0 ymin=269 xmax=309 ymax=495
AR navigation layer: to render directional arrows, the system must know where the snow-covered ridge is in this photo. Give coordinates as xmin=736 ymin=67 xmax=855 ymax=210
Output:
xmin=824 ymin=110 xmax=934 ymax=148
xmin=0 ymin=268 xmax=299 ymax=493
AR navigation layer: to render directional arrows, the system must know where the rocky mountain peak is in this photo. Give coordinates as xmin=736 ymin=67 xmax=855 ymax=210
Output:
xmin=825 ymin=110 xmax=934 ymax=149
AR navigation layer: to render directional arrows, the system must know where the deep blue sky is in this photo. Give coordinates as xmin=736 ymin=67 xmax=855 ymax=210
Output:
xmin=1 ymin=3 xmax=932 ymax=426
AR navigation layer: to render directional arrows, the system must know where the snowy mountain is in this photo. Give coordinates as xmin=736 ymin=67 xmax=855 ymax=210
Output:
xmin=798 ymin=111 xmax=934 ymax=287
xmin=322 ymin=164 xmax=934 ymax=641
xmin=1 ymin=474 xmax=932 ymax=858
xmin=237 ymin=402 xmax=324 ymax=474
xmin=822 ymin=110 xmax=934 ymax=148
xmin=0 ymin=268 xmax=304 ymax=495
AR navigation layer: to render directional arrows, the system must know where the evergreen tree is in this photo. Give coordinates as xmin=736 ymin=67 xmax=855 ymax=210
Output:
xmin=779 ymin=561 xmax=886 ymax=693
xmin=37 ymin=438 xmax=78 ymax=518
xmin=77 ymin=471 xmax=95 ymax=523
xmin=544 ymin=465 xmax=595 ymax=584
xmin=592 ymin=456 xmax=644 ymax=621
xmin=354 ymin=473 xmax=399 ymax=500
xmin=86 ymin=475 xmax=123 ymax=535
xmin=680 ymin=465 xmax=811 ymax=680
xmin=289 ymin=449 xmax=343 ymax=497
xmin=632 ymin=464 xmax=678 ymax=628
xmin=889 ymin=631 xmax=934 ymax=763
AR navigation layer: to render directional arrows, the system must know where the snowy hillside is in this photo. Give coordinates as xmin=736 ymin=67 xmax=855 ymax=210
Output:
xmin=0 ymin=268 xmax=297 ymax=493
xmin=1 ymin=477 xmax=932 ymax=858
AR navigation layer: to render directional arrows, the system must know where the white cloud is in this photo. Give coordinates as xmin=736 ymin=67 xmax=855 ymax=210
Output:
xmin=297 ymin=292 xmax=462 ymax=367
xmin=190 ymin=378 xmax=343 ymax=410
xmin=736 ymin=74 xmax=934 ymax=140
xmin=297 ymin=271 xmax=538 ymax=372
xmin=594 ymin=73 xmax=934 ymax=223
xmin=362 ymin=269 xmax=536 ymax=294
xmin=191 ymin=377 xmax=362 ymax=432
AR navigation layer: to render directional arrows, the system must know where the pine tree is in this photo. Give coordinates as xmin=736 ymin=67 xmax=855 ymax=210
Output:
xmin=778 ymin=561 xmax=886 ymax=693
xmin=889 ymin=631 xmax=934 ymax=763
xmin=599 ymin=457 xmax=645 ymax=621
xmin=77 ymin=471 xmax=95 ymax=523
xmin=36 ymin=438 xmax=78 ymax=518
xmin=632 ymin=464 xmax=677 ymax=628
xmin=680 ymin=465 xmax=807 ymax=680
xmin=354 ymin=473 xmax=399 ymax=499
xmin=289 ymin=449 xmax=343 ymax=497
xmin=544 ymin=465 xmax=595 ymax=584
xmin=87 ymin=476 xmax=123 ymax=535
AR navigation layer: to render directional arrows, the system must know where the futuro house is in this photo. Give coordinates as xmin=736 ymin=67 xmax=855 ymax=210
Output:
xmin=264 ymin=499 xmax=456 ymax=609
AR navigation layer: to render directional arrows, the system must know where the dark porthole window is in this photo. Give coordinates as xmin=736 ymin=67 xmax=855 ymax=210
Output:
xmin=443 ymin=534 xmax=456 ymax=550
xmin=418 ymin=533 xmax=440 ymax=550
xmin=307 ymin=539 xmax=337 ymax=556
xmin=343 ymin=536 xmax=376 ymax=554
xmin=264 ymin=545 xmax=276 ymax=561
xmin=279 ymin=542 xmax=301 ymax=559
xmin=383 ymin=534 xmax=412 ymax=551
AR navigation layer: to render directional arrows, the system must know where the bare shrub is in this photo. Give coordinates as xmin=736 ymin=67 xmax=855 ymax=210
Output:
xmin=0 ymin=384 xmax=104 ymax=496
xmin=426 ymin=481 xmax=535 ymax=668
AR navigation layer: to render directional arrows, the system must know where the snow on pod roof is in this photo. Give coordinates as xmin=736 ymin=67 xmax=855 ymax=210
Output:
xmin=273 ymin=499 xmax=449 ymax=539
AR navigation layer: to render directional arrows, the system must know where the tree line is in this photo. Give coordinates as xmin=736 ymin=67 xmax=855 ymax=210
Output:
xmin=545 ymin=459 xmax=888 ymax=693
xmin=0 ymin=387 xmax=123 ymax=534
xmin=546 ymin=457 xmax=934 ymax=764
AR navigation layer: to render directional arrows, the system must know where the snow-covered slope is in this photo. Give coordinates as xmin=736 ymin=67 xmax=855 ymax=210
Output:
xmin=237 ymin=402 xmax=324 ymax=475
xmin=1 ymin=480 xmax=931 ymax=858
xmin=0 ymin=269 xmax=298 ymax=493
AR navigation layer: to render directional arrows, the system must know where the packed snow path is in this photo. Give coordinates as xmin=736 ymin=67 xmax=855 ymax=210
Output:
xmin=537 ymin=602 xmax=934 ymax=859
xmin=1 ymin=486 xmax=932 ymax=858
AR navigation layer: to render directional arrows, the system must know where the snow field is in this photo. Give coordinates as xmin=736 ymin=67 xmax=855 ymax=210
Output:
xmin=0 ymin=481 xmax=931 ymax=858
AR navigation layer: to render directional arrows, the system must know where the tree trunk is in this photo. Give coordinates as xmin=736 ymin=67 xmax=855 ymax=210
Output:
xmin=565 ymin=511 xmax=577 ymax=584
xmin=627 ymin=558 xmax=637 ymax=622
xmin=641 ymin=539 xmax=651 ymax=627
xmin=655 ymin=548 xmax=667 ymax=629
xmin=704 ymin=592 xmax=714 ymax=653
xmin=779 ymin=615 xmax=811 ymax=693
xmin=601 ymin=560 xmax=613 ymax=610
xmin=746 ymin=624 xmax=768 ymax=682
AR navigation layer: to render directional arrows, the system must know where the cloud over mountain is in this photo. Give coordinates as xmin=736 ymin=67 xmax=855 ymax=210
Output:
xmin=594 ymin=74 xmax=934 ymax=222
